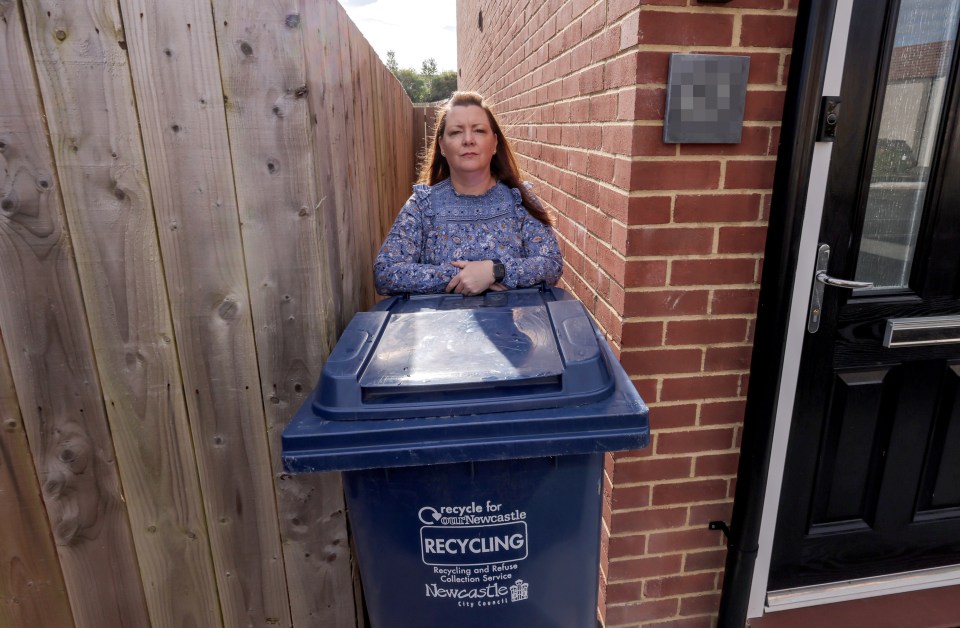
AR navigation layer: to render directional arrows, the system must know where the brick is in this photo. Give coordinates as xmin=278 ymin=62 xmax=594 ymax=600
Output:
xmin=619 ymin=10 xmax=640 ymax=50
xmin=644 ymin=403 xmax=697 ymax=429
xmin=578 ymin=64 xmax=605 ymax=95
xmin=689 ymin=502 xmax=733 ymax=527
xmin=592 ymin=25 xmax=621 ymax=63
xmin=684 ymin=548 xmax=727 ymax=573
xmin=700 ymin=400 xmax=747 ymax=425
xmin=671 ymin=259 xmax=757 ymax=286
xmin=660 ymin=375 xmax=741 ymax=402
xmin=725 ymin=159 xmax=777 ymax=190
xmin=656 ymin=428 xmax=736 ymax=456
xmin=747 ymin=51 xmax=784 ymax=85
xmin=575 ymin=126 xmax=600 ymax=151
xmin=612 ymin=507 xmax=688 ymax=533
xmin=608 ymin=534 xmax=649 ymax=560
xmin=615 ymin=456 xmax=693 ymax=483
xmin=624 ymin=290 xmax=709 ymax=318
xmin=644 ymin=572 xmax=717 ymax=598
xmin=666 ymin=319 xmax=749 ymax=345
xmin=605 ymin=599 xmax=679 ymax=625
xmin=605 ymin=580 xmax=643 ymax=606
xmin=620 ymin=348 xmax=703 ymax=375
xmin=578 ymin=177 xmax=601 ymax=207
xmin=632 ymin=125 xmax=677 ymax=157
xmin=626 ymin=226 xmax=714 ymax=256
xmin=632 ymin=160 xmax=721 ymax=191
xmin=571 ymin=96 xmax=591 ymax=122
xmin=718 ymin=225 xmax=768 ymax=254
xmin=636 ymin=51 xmax=671 ymax=84
xmin=582 ymin=3 xmax=606 ymax=38
xmin=652 ymin=479 xmax=728 ymax=506
xmin=607 ymin=0 xmax=639 ymax=23
xmin=589 ymin=92 xmax=618 ymax=121
xmin=704 ymin=345 xmax=753 ymax=371
xmin=639 ymin=11 xmax=734 ymax=46
xmin=603 ymin=124 xmax=635 ymax=154
xmin=613 ymin=157 xmax=633 ymax=188
xmin=744 ymin=89 xmax=787 ymax=121
xmin=680 ymin=593 xmax=722 ymax=617
xmin=695 ymin=452 xmax=740 ymax=478
xmin=632 ymin=377 xmax=658 ymax=402
xmin=598 ymin=245 xmax=626 ymax=283
xmin=648 ymin=528 xmax=724 ymax=554
xmin=622 ymin=321 xmax=664 ymax=346
xmin=675 ymin=193 xmax=762 ymax=223
xmin=741 ymin=14 xmax=797 ymax=49
xmin=711 ymin=288 xmax=760 ymax=315
xmin=612 ymin=484 xmax=651 ymax=510
xmin=679 ymin=126 xmax=771 ymax=157
xmin=605 ymin=52 xmax=638 ymax=89
xmin=624 ymin=260 xmax=668 ymax=288
xmin=626 ymin=195 xmax=673 ymax=224
xmin=633 ymin=87 xmax=667 ymax=120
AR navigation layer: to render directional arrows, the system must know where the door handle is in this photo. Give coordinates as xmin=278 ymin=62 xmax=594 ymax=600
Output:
xmin=808 ymin=244 xmax=874 ymax=333
xmin=815 ymin=271 xmax=874 ymax=289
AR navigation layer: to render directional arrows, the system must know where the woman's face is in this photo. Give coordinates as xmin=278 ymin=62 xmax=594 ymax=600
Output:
xmin=439 ymin=105 xmax=498 ymax=180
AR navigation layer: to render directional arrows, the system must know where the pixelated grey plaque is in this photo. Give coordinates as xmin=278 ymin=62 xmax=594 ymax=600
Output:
xmin=663 ymin=54 xmax=750 ymax=144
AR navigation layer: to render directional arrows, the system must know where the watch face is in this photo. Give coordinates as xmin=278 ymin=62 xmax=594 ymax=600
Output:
xmin=494 ymin=262 xmax=505 ymax=281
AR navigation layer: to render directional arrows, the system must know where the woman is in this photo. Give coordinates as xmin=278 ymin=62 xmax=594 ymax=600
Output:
xmin=374 ymin=92 xmax=562 ymax=296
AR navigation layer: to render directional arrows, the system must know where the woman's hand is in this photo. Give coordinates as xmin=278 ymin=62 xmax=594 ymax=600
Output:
xmin=445 ymin=260 xmax=495 ymax=295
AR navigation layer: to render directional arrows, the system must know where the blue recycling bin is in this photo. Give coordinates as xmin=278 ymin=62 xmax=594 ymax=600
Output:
xmin=282 ymin=287 xmax=648 ymax=628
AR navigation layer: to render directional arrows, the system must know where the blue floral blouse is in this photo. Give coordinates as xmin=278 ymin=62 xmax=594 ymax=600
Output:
xmin=374 ymin=179 xmax=563 ymax=295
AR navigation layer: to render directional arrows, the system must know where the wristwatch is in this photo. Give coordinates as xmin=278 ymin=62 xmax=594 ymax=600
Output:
xmin=492 ymin=259 xmax=505 ymax=283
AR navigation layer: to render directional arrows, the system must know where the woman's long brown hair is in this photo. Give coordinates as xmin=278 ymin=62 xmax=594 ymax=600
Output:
xmin=418 ymin=92 xmax=552 ymax=226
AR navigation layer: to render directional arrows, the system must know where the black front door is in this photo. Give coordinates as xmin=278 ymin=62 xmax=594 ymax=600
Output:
xmin=770 ymin=0 xmax=960 ymax=590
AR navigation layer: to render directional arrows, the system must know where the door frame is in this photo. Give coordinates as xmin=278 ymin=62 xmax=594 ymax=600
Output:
xmin=746 ymin=0 xmax=960 ymax=618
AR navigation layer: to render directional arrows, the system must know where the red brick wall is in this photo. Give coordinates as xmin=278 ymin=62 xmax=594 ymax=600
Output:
xmin=458 ymin=1 xmax=797 ymax=625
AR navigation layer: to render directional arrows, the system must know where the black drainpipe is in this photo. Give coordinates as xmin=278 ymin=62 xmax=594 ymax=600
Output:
xmin=715 ymin=1 xmax=840 ymax=626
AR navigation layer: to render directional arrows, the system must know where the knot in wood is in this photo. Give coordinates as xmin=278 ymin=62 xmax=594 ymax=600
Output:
xmin=54 ymin=29 xmax=67 ymax=41
xmin=285 ymin=14 xmax=300 ymax=28
xmin=217 ymin=297 xmax=240 ymax=321
xmin=239 ymin=41 xmax=253 ymax=56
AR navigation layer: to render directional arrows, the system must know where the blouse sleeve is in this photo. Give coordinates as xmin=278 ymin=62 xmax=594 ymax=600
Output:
xmin=374 ymin=196 xmax=458 ymax=295
xmin=501 ymin=191 xmax=564 ymax=289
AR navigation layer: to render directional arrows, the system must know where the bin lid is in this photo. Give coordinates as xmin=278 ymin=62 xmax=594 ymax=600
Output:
xmin=314 ymin=288 xmax=614 ymax=420
xmin=282 ymin=287 xmax=650 ymax=472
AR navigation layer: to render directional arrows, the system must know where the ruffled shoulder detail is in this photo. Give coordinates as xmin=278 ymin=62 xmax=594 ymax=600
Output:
xmin=511 ymin=182 xmax=533 ymax=217
xmin=412 ymin=183 xmax=434 ymax=216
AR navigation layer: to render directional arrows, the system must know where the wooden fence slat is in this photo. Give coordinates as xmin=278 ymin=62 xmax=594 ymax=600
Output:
xmin=211 ymin=2 xmax=356 ymax=625
xmin=118 ymin=0 xmax=292 ymax=624
xmin=303 ymin=0 xmax=358 ymax=329
xmin=19 ymin=1 xmax=224 ymax=625
xmin=1 ymin=3 xmax=152 ymax=626
xmin=0 ymin=331 xmax=74 ymax=628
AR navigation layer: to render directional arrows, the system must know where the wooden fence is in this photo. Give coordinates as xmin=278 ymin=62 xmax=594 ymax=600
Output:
xmin=0 ymin=0 xmax=417 ymax=626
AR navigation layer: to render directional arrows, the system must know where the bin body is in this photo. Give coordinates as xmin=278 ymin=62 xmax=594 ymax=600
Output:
xmin=282 ymin=288 xmax=648 ymax=628
xmin=344 ymin=454 xmax=603 ymax=628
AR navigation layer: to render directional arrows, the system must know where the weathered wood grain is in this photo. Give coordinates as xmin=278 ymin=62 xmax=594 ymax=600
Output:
xmin=211 ymin=1 xmax=356 ymax=625
xmin=0 ymin=2 xmax=151 ymax=625
xmin=19 ymin=1 xmax=224 ymax=626
xmin=118 ymin=0 xmax=292 ymax=624
xmin=0 ymin=329 xmax=74 ymax=628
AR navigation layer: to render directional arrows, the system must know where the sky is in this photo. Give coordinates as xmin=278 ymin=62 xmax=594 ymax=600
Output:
xmin=338 ymin=0 xmax=458 ymax=73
